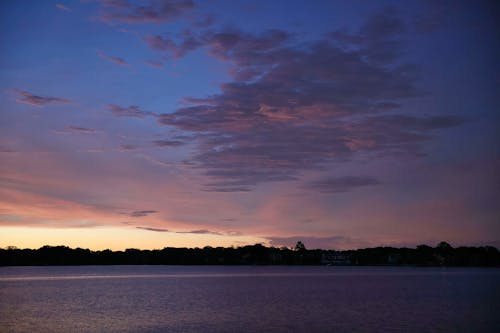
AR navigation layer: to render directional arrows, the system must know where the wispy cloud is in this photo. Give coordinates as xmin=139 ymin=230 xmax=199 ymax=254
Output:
xmin=13 ymin=90 xmax=71 ymax=107
xmin=98 ymin=51 xmax=129 ymax=66
xmin=175 ymin=229 xmax=223 ymax=236
xmin=119 ymin=144 xmax=137 ymax=151
xmin=134 ymin=227 xmax=224 ymax=235
xmin=136 ymin=226 xmax=169 ymax=232
xmin=144 ymin=60 xmax=164 ymax=68
xmin=55 ymin=4 xmax=71 ymax=12
xmin=305 ymin=176 xmax=380 ymax=193
xmin=0 ymin=145 xmax=17 ymax=153
xmin=53 ymin=126 xmax=98 ymax=134
xmin=98 ymin=0 xmax=195 ymax=24
xmin=128 ymin=210 xmax=158 ymax=217
xmin=107 ymin=104 xmax=155 ymax=118
xmin=152 ymin=140 xmax=184 ymax=147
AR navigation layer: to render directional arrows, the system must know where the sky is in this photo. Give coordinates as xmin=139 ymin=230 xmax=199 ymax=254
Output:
xmin=0 ymin=0 xmax=499 ymax=250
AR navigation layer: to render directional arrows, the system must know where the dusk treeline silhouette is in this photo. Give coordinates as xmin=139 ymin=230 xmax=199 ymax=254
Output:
xmin=1 ymin=242 xmax=499 ymax=266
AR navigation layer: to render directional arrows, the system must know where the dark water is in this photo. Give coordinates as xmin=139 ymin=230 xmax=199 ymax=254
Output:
xmin=0 ymin=266 xmax=499 ymax=333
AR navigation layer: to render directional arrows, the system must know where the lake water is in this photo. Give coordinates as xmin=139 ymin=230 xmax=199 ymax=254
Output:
xmin=0 ymin=266 xmax=499 ymax=332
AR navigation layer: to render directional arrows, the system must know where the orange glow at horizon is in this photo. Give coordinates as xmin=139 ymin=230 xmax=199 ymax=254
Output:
xmin=0 ymin=227 xmax=268 ymax=251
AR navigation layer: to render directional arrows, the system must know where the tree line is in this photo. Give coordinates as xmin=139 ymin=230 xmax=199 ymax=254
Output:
xmin=0 ymin=242 xmax=498 ymax=266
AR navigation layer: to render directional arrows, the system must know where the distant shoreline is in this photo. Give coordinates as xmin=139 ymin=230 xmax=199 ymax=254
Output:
xmin=2 ymin=242 xmax=499 ymax=267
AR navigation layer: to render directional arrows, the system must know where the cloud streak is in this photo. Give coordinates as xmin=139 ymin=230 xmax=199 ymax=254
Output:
xmin=98 ymin=51 xmax=129 ymax=66
xmin=152 ymin=140 xmax=184 ymax=147
xmin=136 ymin=226 xmax=169 ymax=232
xmin=13 ymin=90 xmax=71 ymax=107
xmin=107 ymin=104 xmax=155 ymax=118
xmin=54 ymin=126 xmax=98 ymax=134
xmin=128 ymin=210 xmax=158 ymax=217
xmin=55 ymin=4 xmax=71 ymax=12
xmin=305 ymin=176 xmax=380 ymax=193
xmin=98 ymin=0 xmax=195 ymax=24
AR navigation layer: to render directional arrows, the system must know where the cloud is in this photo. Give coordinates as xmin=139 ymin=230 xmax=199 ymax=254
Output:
xmin=98 ymin=51 xmax=129 ymax=66
xmin=305 ymin=176 xmax=380 ymax=193
xmin=128 ymin=210 xmax=158 ymax=217
xmin=143 ymin=32 xmax=203 ymax=59
xmin=175 ymin=229 xmax=223 ymax=235
xmin=54 ymin=126 xmax=98 ymax=134
xmin=134 ymin=227 xmax=226 ymax=235
xmin=136 ymin=226 xmax=169 ymax=232
xmin=13 ymin=90 xmax=71 ymax=107
xmin=0 ymin=145 xmax=17 ymax=153
xmin=119 ymin=144 xmax=137 ymax=151
xmin=145 ymin=60 xmax=164 ymax=68
xmin=107 ymin=104 xmax=155 ymax=118
xmin=56 ymin=4 xmax=71 ymax=12
xmin=98 ymin=0 xmax=195 ymax=24
xmin=144 ymin=28 xmax=292 ymax=62
xmin=153 ymin=11 xmax=465 ymax=192
xmin=152 ymin=139 xmax=184 ymax=147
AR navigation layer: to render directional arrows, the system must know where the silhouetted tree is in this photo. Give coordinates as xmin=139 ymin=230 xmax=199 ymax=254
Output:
xmin=1 ymin=242 xmax=499 ymax=266
xmin=294 ymin=241 xmax=306 ymax=252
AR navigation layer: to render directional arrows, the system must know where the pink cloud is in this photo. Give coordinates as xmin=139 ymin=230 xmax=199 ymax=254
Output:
xmin=55 ymin=4 xmax=71 ymax=12
xmin=98 ymin=0 xmax=195 ymax=24
xmin=97 ymin=51 xmax=130 ymax=66
xmin=13 ymin=90 xmax=71 ymax=107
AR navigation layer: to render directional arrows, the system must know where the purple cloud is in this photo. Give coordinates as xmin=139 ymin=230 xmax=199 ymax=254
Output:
xmin=150 ymin=11 xmax=465 ymax=192
xmin=144 ymin=28 xmax=292 ymax=64
xmin=175 ymin=229 xmax=223 ymax=236
xmin=54 ymin=126 xmax=98 ymax=134
xmin=119 ymin=144 xmax=137 ymax=151
xmin=145 ymin=60 xmax=164 ymax=68
xmin=107 ymin=104 xmax=155 ymax=118
xmin=0 ymin=145 xmax=17 ymax=153
xmin=128 ymin=210 xmax=158 ymax=217
xmin=13 ymin=90 xmax=71 ymax=107
xmin=55 ymin=4 xmax=71 ymax=12
xmin=305 ymin=176 xmax=380 ymax=194
xmin=98 ymin=51 xmax=129 ymax=66
xmin=152 ymin=139 xmax=184 ymax=147
xmin=99 ymin=0 xmax=195 ymax=24
xmin=144 ymin=31 xmax=203 ymax=59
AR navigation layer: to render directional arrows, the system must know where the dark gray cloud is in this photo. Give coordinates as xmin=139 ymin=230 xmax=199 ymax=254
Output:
xmin=149 ymin=11 xmax=464 ymax=192
xmin=175 ymin=229 xmax=223 ymax=235
xmin=305 ymin=176 xmax=380 ymax=193
xmin=54 ymin=126 xmax=98 ymax=134
xmin=0 ymin=145 xmax=17 ymax=153
xmin=128 ymin=210 xmax=158 ymax=217
xmin=98 ymin=0 xmax=195 ymax=24
xmin=152 ymin=139 xmax=185 ymax=147
xmin=13 ymin=90 xmax=71 ymax=107
xmin=136 ymin=226 xmax=169 ymax=232
xmin=119 ymin=144 xmax=137 ymax=151
xmin=107 ymin=104 xmax=155 ymax=118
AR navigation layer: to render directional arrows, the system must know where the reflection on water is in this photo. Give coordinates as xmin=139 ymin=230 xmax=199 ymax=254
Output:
xmin=1 ymin=266 xmax=499 ymax=333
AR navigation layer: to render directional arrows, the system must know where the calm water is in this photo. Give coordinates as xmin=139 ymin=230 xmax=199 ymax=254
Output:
xmin=0 ymin=266 xmax=499 ymax=333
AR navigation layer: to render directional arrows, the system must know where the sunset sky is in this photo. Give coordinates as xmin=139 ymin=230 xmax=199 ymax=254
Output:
xmin=0 ymin=0 xmax=499 ymax=250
